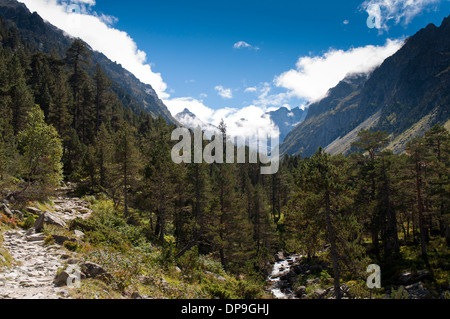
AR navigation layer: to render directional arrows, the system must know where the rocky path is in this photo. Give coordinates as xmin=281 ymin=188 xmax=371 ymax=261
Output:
xmin=0 ymin=195 xmax=92 ymax=299
xmin=0 ymin=229 xmax=69 ymax=299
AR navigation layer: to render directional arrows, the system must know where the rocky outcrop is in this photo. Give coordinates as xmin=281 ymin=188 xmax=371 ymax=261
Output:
xmin=282 ymin=15 xmax=450 ymax=157
xmin=80 ymin=262 xmax=110 ymax=281
xmin=34 ymin=212 xmax=67 ymax=232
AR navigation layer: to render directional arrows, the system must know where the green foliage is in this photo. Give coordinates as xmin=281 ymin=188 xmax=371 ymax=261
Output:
xmin=390 ymin=286 xmax=410 ymax=299
xmin=63 ymin=240 xmax=80 ymax=252
xmin=17 ymin=215 xmax=35 ymax=230
xmin=18 ymin=105 xmax=63 ymax=188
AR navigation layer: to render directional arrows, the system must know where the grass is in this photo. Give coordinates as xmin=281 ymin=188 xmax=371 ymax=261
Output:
xmin=0 ymin=228 xmax=14 ymax=269
xmin=62 ymin=197 xmax=268 ymax=300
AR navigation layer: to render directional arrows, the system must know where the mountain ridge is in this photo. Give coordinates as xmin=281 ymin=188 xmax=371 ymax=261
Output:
xmin=0 ymin=0 xmax=176 ymax=124
xmin=281 ymin=16 xmax=450 ymax=157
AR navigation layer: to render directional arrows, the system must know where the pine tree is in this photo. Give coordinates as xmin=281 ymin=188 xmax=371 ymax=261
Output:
xmin=140 ymin=118 xmax=176 ymax=245
xmin=17 ymin=105 xmax=63 ymax=193
xmin=0 ymin=96 xmax=16 ymax=183
xmin=94 ymin=123 xmax=114 ymax=190
xmin=424 ymin=125 xmax=450 ymax=238
xmin=293 ymin=149 xmax=362 ymax=299
xmin=352 ymin=129 xmax=389 ymax=256
xmin=113 ymin=122 xmax=142 ymax=218
xmin=94 ymin=64 xmax=111 ymax=133
xmin=375 ymin=150 xmax=400 ymax=259
xmin=29 ymin=52 xmax=53 ymax=117
xmin=48 ymin=67 xmax=73 ymax=140
xmin=405 ymin=137 xmax=429 ymax=262
xmin=79 ymin=82 xmax=95 ymax=144
xmin=66 ymin=38 xmax=91 ymax=132
xmin=8 ymin=56 xmax=34 ymax=134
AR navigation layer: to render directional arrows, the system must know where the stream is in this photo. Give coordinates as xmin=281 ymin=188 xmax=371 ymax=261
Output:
xmin=267 ymin=253 xmax=303 ymax=299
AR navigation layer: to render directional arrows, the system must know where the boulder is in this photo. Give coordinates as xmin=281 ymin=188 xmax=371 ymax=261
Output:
xmin=204 ymin=271 xmax=226 ymax=281
xmin=310 ymin=264 xmax=323 ymax=273
xmin=292 ymin=265 xmax=304 ymax=275
xmin=313 ymin=288 xmax=326 ymax=299
xmin=280 ymin=271 xmax=297 ymax=282
xmin=54 ymin=270 xmax=71 ymax=287
xmin=73 ymin=230 xmax=85 ymax=239
xmin=275 ymin=251 xmax=285 ymax=262
xmin=81 ymin=262 xmax=110 ymax=280
xmin=131 ymin=292 xmax=144 ymax=299
xmin=398 ymin=270 xmax=431 ymax=285
xmin=26 ymin=228 xmax=36 ymax=236
xmin=54 ymin=267 xmax=84 ymax=287
xmin=33 ymin=212 xmax=67 ymax=232
xmin=51 ymin=235 xmax=79 ymax=246
xmin=66 ymin=258 xmax=81 ymax=265
xmin=26 ymin=234 xmax=47 ymax=242
xmin=295 ymin=285 xmax=307 ymax=298
xmin=399 ymin=271 xmax=414 ymax=285
xmin=12 ymin=210 xmax=23 ymax=219
xmin=415 ymin=270 xmax=431 ymax=282
xmin=25 ymin=207 xmax=42 ymax=216
xmin=405 ymin=282 xmax=430 ymax=299
xmin=306 ymin=279 xmax=315 ymax=286
xmin=0 ymin=204 xmax=13 ymax=218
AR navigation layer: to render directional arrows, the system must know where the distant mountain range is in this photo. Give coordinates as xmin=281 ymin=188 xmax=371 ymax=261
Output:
xmin=282 ymin=15 xmax=450 ymax=157
xmin=0 ymin=0 xmax=176 ymax=124
xmin=174 ymin=108 xmax=218 ymax=138
xmin=175 ymin=106 xmax=307 ymax=142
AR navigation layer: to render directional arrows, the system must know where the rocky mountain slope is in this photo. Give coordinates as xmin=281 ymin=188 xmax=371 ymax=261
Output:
xmin=0 ymin=0 xmax=176 ymax=124
xmin=266 ymin=107 xmax=307 ymax=142
xmin=281 ymin=16 xmax=450 ymax=157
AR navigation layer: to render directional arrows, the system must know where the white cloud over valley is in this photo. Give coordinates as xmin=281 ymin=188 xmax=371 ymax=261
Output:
xmin=274 ymin=39 xmax=404 ymax=103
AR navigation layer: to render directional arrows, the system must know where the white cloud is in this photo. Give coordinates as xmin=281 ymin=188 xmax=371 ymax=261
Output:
xmin=362 ymin=0 xmax=442 ymax=30
xmin=274 ymin=39 xmax=404 ymax=103
xmin=20 ymin=0 xmax=169 ymax=99
xmin=343 ymin=20 xmax=350 ymax=25
xmin=244 ymin=86 xmax=257 ymax=93
xmin=164 ymin=98 xmax=280 ymax=142
xmin=233 ymin=41 xmax=260 ymax=51
xmin=215 ymin=85 xmax=233 ymax=99
xmin=70 ymin=0 xmax=96 ymax=5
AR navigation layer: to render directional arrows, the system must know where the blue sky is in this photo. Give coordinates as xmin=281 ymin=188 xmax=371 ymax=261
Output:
xmin=91 ymin=0 xmax=450 ymax=108
xmin=20 ymin=0 xmax=450 ymax=137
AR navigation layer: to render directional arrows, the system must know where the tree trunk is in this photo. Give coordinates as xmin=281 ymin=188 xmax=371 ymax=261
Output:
xmin=416 ymin=162 xmax=428 ymax=262
xmin=325 ymin=188 xmax=341 ymax=299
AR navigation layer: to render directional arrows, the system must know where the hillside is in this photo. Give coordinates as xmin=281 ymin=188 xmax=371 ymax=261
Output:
xmin=0 ymin=0 xmax=176 ymax=123
xmin=281 ymin=16 xmax=450 ymax=157
xmin=266 ymin=107 xmax=307 ymax=142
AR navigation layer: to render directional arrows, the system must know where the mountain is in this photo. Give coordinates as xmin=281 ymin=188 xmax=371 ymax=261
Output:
xmin=0 ymin=0 xmax=176 ymax=124
xmin=174 ymin=108 xmax=217 ymax=137
xmin=266 ymin=106 xmax=307 ymax=142
xmin=281 ymin=16 xmax=450 ymax=157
